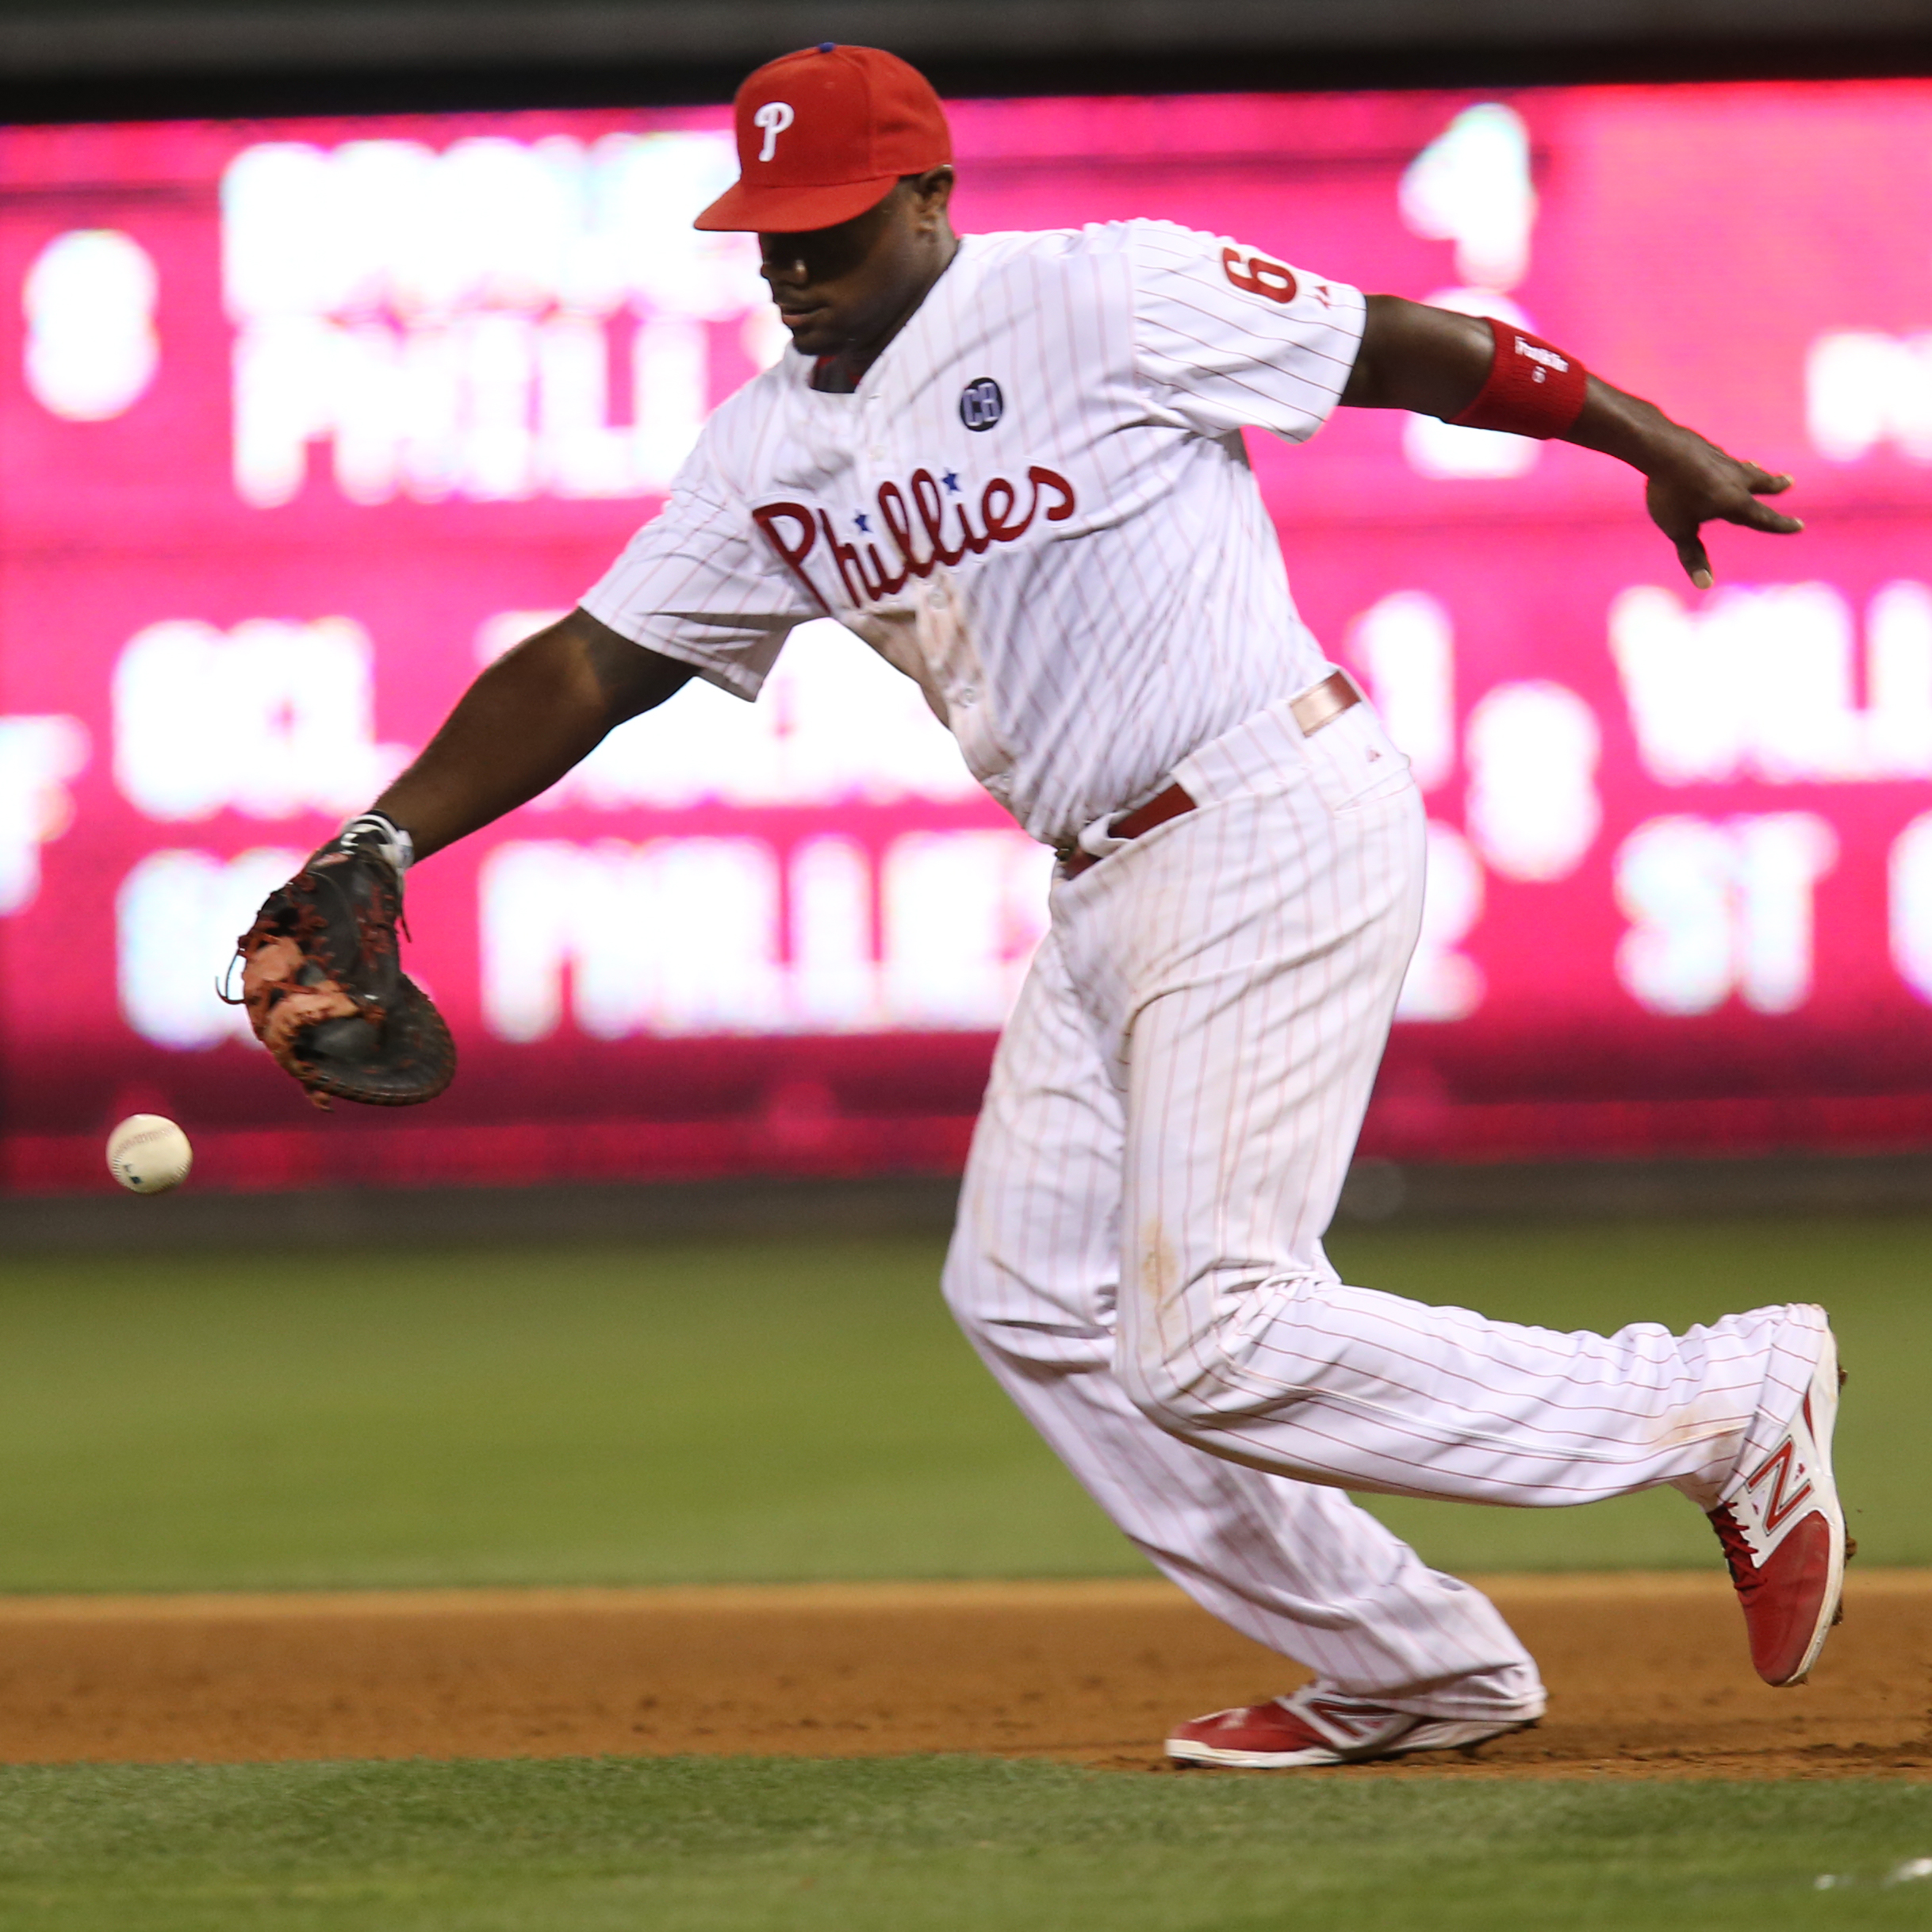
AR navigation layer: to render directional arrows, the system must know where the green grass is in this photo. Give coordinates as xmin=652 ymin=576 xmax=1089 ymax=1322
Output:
xmin=0 ymin=1214 xmax=1922 ymax=1592
xmin=0 ymin=1758 xmax=1926 ymax=1930
xmin=0 ymin=1236 xmax=1108 ymax=1592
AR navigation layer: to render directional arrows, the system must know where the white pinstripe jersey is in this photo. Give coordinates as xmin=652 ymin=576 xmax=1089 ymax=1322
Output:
xmin=581 ymin=219 xmax=1367 ymax=849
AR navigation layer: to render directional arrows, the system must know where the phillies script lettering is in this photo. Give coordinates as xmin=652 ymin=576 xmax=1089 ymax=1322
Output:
xmin=753 ymin=465 xmax=1077 ymax=611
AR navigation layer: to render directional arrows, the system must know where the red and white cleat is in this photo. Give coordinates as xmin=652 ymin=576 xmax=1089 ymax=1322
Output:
xmin=1165 ymin=1683 xmax=1536 ymax=1769
xmin=1708 ymin=1316 xmax=1848 ymax=1687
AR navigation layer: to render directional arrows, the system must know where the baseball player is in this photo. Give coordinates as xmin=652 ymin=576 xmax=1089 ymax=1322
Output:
xmin=241 ymin=45 xmax=1846 ymax=1768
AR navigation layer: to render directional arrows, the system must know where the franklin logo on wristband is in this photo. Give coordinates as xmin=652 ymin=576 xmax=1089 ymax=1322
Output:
xmin=1516 ymin=338 xmax=1570 ymax=379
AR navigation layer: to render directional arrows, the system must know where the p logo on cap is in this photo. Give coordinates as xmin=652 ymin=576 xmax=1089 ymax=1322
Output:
xmin=694 ymin=44 xmax=952 ymax=233
xmin=753 ymin=101 xmax=794 ymax=163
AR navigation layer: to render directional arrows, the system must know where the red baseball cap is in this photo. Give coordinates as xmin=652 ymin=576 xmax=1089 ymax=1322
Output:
xmin=693 ymin=44 xmax=952 ymax=234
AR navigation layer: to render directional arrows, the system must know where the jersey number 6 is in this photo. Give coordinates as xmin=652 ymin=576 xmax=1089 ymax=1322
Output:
xmin=1221 ymin=247 xmax=1298 ymax=305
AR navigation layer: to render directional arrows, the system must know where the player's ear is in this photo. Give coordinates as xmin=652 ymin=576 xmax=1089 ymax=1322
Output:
xmin=907 ymin=166 xmax=954 ymax=226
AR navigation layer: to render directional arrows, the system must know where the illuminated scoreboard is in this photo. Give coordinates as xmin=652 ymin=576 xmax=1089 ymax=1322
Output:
xmin=3 ymin=80 xmax=1931 ymax=1194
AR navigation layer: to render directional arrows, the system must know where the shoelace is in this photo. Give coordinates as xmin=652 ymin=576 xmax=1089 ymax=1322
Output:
xmin=1709 ymin=1506 xmax=1761 ymax=1596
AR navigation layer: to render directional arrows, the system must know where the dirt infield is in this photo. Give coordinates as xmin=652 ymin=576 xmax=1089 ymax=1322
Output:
xmin=0 ymin=1572 xmax=1925 ymax=1777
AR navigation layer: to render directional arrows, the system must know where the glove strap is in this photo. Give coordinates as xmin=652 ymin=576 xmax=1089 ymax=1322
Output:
xmin=338 ymin=810 xmax=415 ymax=876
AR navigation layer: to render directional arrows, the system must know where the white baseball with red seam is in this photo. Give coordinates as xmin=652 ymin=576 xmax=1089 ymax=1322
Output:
xmin=106 ymin=1114 xmax=193 ymax=1194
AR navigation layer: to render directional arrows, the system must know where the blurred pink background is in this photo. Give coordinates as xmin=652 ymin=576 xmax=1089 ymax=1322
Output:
xmin=6 ymin=81 xmax=1931 ymax=1192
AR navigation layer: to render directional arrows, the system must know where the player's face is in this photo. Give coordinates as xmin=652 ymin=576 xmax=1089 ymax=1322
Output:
xmin=757 ymin=171 xmax=954 ymax=361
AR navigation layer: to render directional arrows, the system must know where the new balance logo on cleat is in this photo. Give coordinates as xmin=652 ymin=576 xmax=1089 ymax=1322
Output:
xmin=1708 ymin=1315 xmax=1849 ymax=1688
xmin=1746 ymin=1436 xmax=1815 ymax=1534
xmin=1300 ymin=1698 xmax=1388 ymax=1743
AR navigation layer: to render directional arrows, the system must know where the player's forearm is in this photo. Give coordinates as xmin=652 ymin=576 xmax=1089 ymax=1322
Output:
xmin=1347 ymin=296 xmax=1701 ymax=471
xmin=1554 ymin=376 xmax=1720 ymax=480
xmin=372 ymin=609 xmax=692 ymax=863
xmin=1345 ymin=293 xmax=1800 ymax=584
xmin=1340 ymin=295 xmax=1494 ymax=416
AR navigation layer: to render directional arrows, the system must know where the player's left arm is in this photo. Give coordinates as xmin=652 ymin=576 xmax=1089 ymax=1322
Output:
xmin=1339 ymin=293 xmax=1801 ymax=588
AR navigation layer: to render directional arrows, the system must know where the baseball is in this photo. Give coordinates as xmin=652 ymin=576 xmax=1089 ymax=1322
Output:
xmin=106 ymin=1114 xmax=194 ymax=1194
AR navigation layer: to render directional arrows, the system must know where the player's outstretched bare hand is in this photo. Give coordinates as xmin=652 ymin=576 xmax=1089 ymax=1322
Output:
xmin=1643 ymin=435 xmax=1803 ymax=589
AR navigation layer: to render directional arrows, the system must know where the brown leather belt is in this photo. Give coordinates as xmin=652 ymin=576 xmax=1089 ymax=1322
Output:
xmin=1060 ymin=669 xmax=1362 ymax=879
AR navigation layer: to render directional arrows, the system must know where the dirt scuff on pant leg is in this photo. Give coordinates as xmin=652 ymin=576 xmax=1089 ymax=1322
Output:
xmin=0 ymin=1573 xmax=1925 ymax=1779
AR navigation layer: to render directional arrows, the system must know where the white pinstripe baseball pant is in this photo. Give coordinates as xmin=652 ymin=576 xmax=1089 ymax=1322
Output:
xmin=942 ymin=688 xmax=1826 ymax=1717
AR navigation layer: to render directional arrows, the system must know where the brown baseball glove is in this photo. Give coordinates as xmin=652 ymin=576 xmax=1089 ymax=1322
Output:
xmin=229 ymin=815 xmax=455 ymax=1110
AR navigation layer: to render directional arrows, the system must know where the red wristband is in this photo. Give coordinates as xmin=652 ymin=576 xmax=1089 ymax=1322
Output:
xmin=1449 ymin=316 xmax=1588 ymax=439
